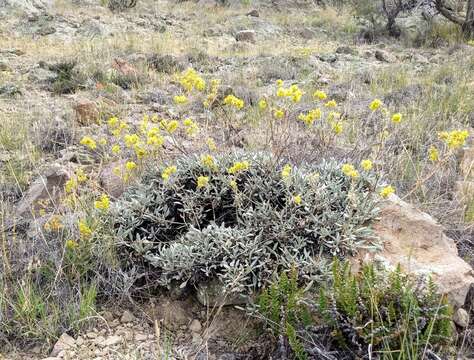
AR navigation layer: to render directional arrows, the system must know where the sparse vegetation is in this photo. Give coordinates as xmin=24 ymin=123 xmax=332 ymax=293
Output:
xmin=1 ymin=0 xmax=474 ymax=358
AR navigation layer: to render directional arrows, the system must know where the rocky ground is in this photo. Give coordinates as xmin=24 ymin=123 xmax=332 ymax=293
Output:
xmin=1 ymin=0 xmax=474 ymax=358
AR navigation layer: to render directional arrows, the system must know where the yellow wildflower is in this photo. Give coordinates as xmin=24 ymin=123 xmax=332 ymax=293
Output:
xmin=162 ymin=165 xmax=177 ymax=182
xmin=65 ymin=178 xmax=78 ymax=193
xmin=80 ymin=136 xmax=97 ymax=150
xmin=147 ymin=135 xmax=164 ymax=147
xmin=428 ymin=146 xmax=439 ymax=162
xmin=292 ymin=195 xmax=302 ymax=205
xmin=65 ymin=240 xmax=78 ymax=250
xmin=78 ymin=220 xmax=92 ymax=239
xmin=206 ymin=138 xmax=217 ymax=152
xmin=197 ymin=176 xmax=209 ymax=189
xmin=111 ymin=144 xmax=121 ymax=154
xmin=223 ymin=94 xmax=244 ymax=109
xmin=227 ymin=161 xmax=250 ymax=175
xmin=201 ymin=154 xmax=217 ymax=171
xmin=134 ymin=144 xmax=147 ymax=158
xmin=229 ymin=180 xmax=238 ymax=191
xmin=380 ymin=185 xmax=395 ymax=199
xmin=274 ymin=108 xmax=285 ymax=119
xmin=124 ymin=134 xmax=139 ymax=148
xmin=361 ymin=159 xmax=373 ymax=171
xmin=441 ymin=130 xmax=469 ymax=149
xmin=325 ymin=100 xmax=337 ymax=108
xmin=94 ymin=194 xmax=110 ymax=211
xmin=165 ymin=120 xmax=179 ymax=134
xmin=391 ymin=113 xmax=402 ymax=123
xmin=313 ymin=90 xmax=327 ymax=101
xmin=258 ymin=99 xmax=267 ymax=110
xmin=178 ymin=68 xmax=206 ymax=92
xmin=369 ymin=99 xmax=382 ymax=111
xmin=276 ymin=79 xmax=284 ymax=87
xmin=341 ymin=164 xmax=359 ymax=178
xmin=107 ymin=117 xmax=119 ymax=128
xmin=174 ymin=95 xmax=189 ymax=105
xmin=332 ymin=122 xmax=343 ymax=135
xmin=76 ymin=168 xmax=87 ymax=183
xmin=183 ymin=118 xmax=199 ymax=136
xmin=125 ymin=161 xmax=137 ymax=171
xmin=281 ymin=164 xmax=292 ymax=179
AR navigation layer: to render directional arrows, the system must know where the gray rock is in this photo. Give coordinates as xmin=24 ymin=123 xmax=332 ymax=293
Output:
xmin=335 ymin=46 xmax=357 ymax=56
xmin=51 ymin=333 xmax=75 ymax=357
xmin=318 ymin=53 xmax=337 ymax=63
xmin=246 ymin=9 xmax=259 ymax=17
xmin=453 ymin=308 xmax=470 ymax=328
xmin=235 ymin=30 xmax=256 ymax=44
xmin=375 ymin=50 xmax=396 ymax=63
xmin=189 ymin=319 xmax=202 ymax=333
xmin=16 ymin=164 xmax=71 ymax=218
xmin=120 ymin=310 xmax=135 ymax=324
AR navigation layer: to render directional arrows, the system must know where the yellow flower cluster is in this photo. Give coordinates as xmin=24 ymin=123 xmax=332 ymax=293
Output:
xmin=201 ymin=154 xmax=217 ymax=171
xmin=203 ymin=79 xmax=220 ymax=108
xmin=174 ymin=95 xmax=188 ymax=105
xmin=281 ymin=164 xmax=292 ymax=179
xmin=227 ymin=161 xmax=249 ymax=175
xmin=258 ymin=99 xmax=267 ymax=110
xmin=313 ymin=90 xmax=327 ymax=101
xmin=439 ymin=130 xmax=469 ymax=149
xmin=65 ymin=239 xmax=78 ymax=250
xmin=276 ymin=84 xmax=303 ymax=103
xmin=162 ymin=165 xmax=177 ymax=182
xmin=80 ymin=136 xmax=97 ymax=150
xmin=79 ymin=220 xmax=92 ymax=239
xmin=391 ymin=113 xmax=402 ymax=123
xmin=341 ymin=164 xmax=359 ymax=178
xmin=206 ymin=138 xmax=217 ymax=152
xmin=44 ymin=215 xmax=63 ymax=232
xmin=223 ymin=94 xmax=244 ymax=109
xmin=428 ymin=146 xmax=439 ymax=162
xmin=65 ymin=168 xmax=88 ymax=193
xmin=197 ymin=176 xmax=209 ymax=188
xmin=183 ymin=118 xmax=199 ymax=136
xmin=361 ymin=159 xmax=373 ymax=171
xmin=332 ymin=122 xmax=343 ymax=135
xmin=161 ymin=119 xmax=179 ymax=134
xmin=292 ymin=194 xmax=302 ymax=205
xmin=178 ymin=68 xmax=206 ymax=92
xmin=108 ymin=118 xmax=129 ymax=137
xmin=94 ymin=194 xmax=110 ymax=211
xmin=274 ymin=108 xmax=285 ymax=119
xmin=298 ymin=108 xmax=321 ymax=127
xmin=325 ymin=100 xmax=337 ymax=108
xmin=369 ymin=99 xmax=382 ymax=111
xmin=380 ymin=185 xmax=395 ymax=198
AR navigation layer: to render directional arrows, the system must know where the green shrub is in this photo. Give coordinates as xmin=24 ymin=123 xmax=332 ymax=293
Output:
xmin=115 ymin=152 xmax=380 ymax=294
xmin=317 ymin=261 xmax=453 ymax=359
xmin=256 ymin=262 xmax=453 ymax=360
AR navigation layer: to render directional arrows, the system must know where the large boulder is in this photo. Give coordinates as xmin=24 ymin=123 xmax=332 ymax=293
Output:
xmin=353 ymin=195 xmax=474 ymax=308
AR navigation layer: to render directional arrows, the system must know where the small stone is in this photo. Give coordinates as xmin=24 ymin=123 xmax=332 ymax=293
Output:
xmin=375 ymin=50 xmax=395 ymax=63
xmin=335 ymin=46 xmax=357 ymax=56
xmin=73 ymin=100 xmax=100 ymax=126
xmin=189 ymin=319 xmax=202 ymax=333
xmin=135 ymin=333 xmax=148 ymax=341
xmin=103 ymin=335 xmax=122 ymax=346
xmin=86 ymin=332 xmax=98 ymax=339
xmin=75 ymin=336 xmax=84 ymax=346
xmin=235 ymin=30 xmax=256 ymax=44
xmin=51 ymin=333 xmax=75 ymax=357
xmin=120 ymin=310 xmax=135 ymax=324
xmin=453 ymin=308 xmax=470 ymax=328
xmin=246 ymin=9 xmax=259 ymax=17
